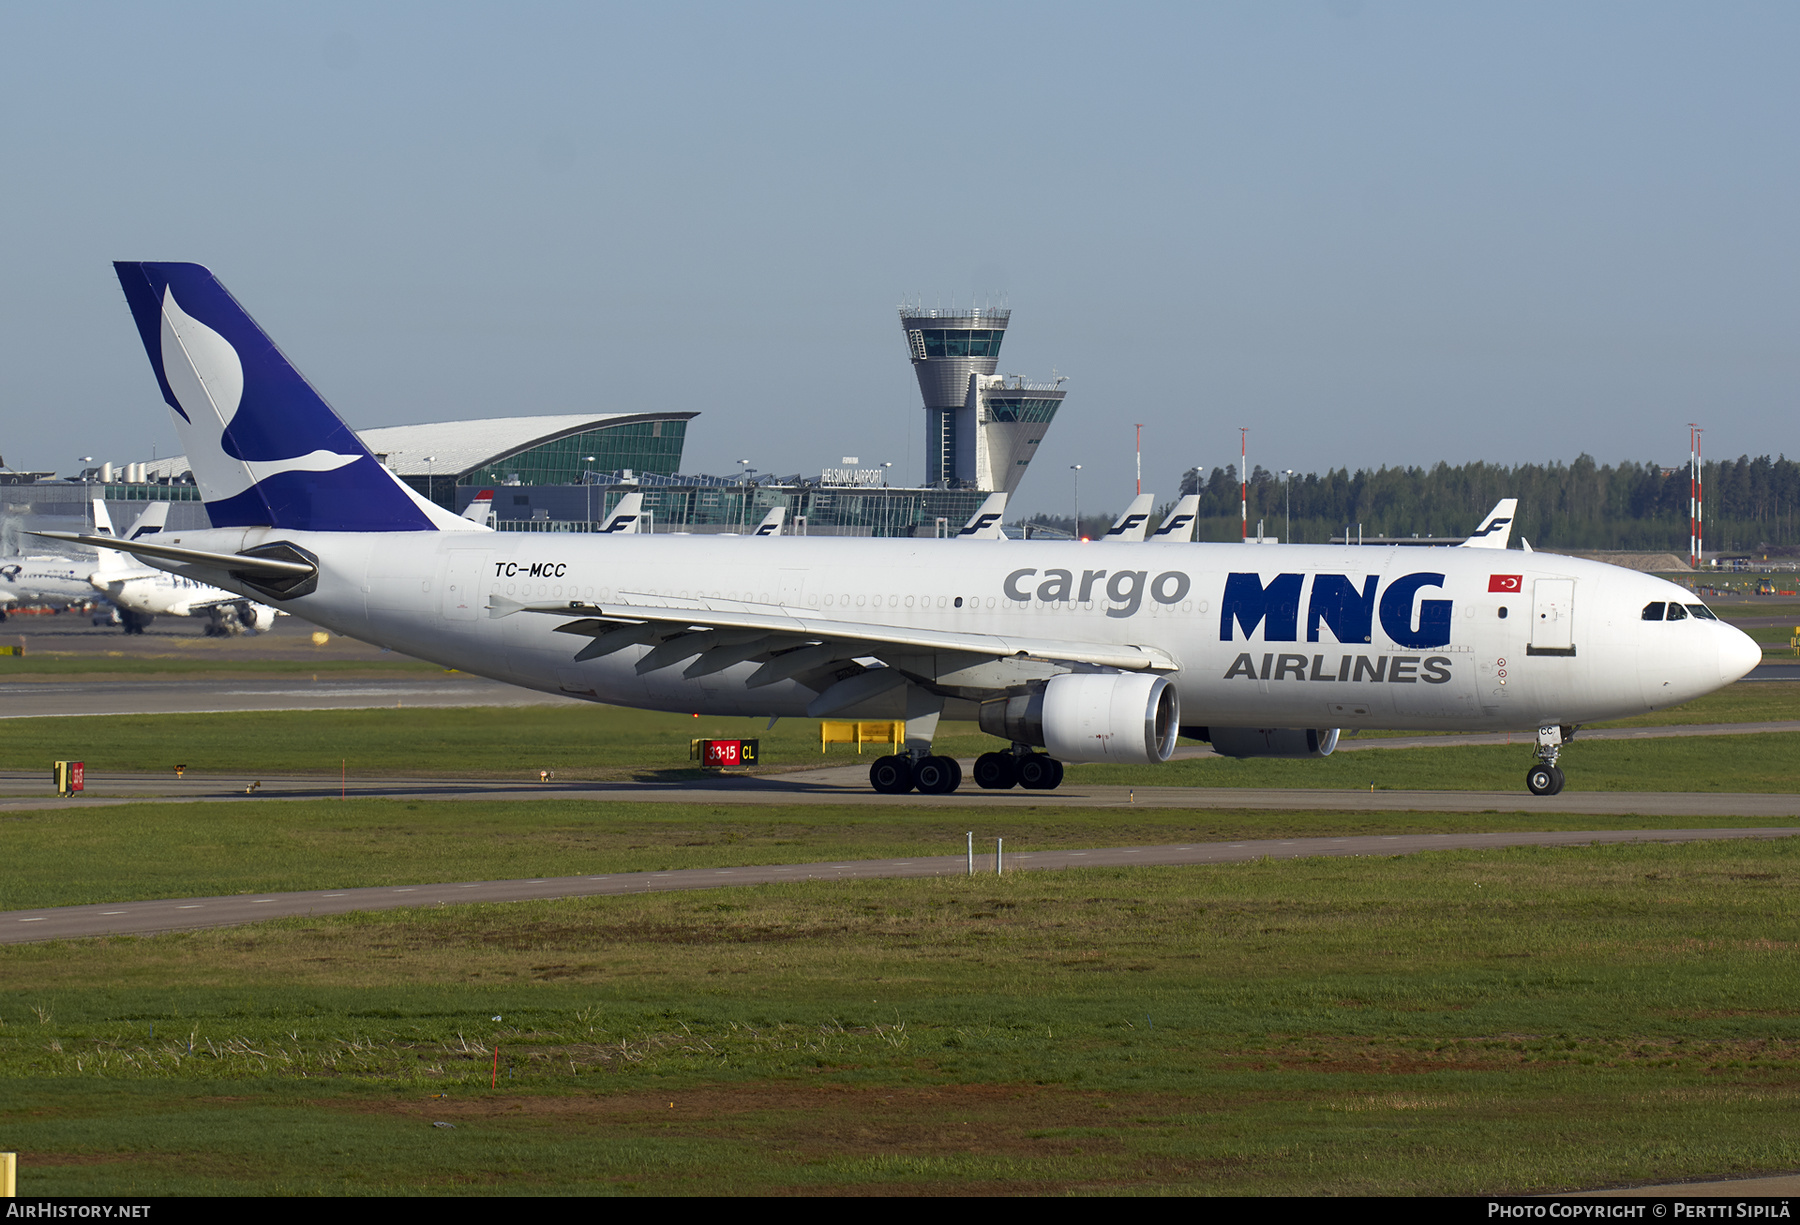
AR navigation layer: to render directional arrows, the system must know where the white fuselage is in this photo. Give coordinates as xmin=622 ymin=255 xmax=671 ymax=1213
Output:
xmin=143 ymin=528 xmax=1759 ymax=735
xmin=93 ymin=569 xmax=250 ymax=619
xmin=0 ymin=555 xmax=101 ymax=610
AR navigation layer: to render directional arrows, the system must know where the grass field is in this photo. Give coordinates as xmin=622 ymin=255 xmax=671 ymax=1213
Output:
xmin=8 ymin=796 xmax=1798 ymax=913
xmin=4 ymin=838 xmax=1799 ymax=1195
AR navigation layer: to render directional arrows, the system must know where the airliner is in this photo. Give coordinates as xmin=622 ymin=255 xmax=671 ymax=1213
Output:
xmin=0 ymin=553 xmax=100 ymax=620
xmin=46 ymin=263 xmax=1760 ymax=798
xmin=88 ymin=500 xmax=277 ymax=634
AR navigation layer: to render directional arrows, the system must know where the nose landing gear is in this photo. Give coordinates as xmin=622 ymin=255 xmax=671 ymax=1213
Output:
xmin=1526 ymin=763 xmax=1565 ymax=796
xmin=1525 ymin=725 xmax=1574 ymax=795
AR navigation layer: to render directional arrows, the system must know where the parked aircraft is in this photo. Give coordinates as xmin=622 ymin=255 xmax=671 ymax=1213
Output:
xmin=1103 ymin=494 xmax=1156 ymax=542
xmin=1146 ymin=495 xmax=1201 ymax=543
xmin=753 ymin=507 xmax=786 ymax=537
xmin=54 ymin=262 xmax=1760 ymax=799
xmin=599 ymin=491 xmax=645 ymax=534
xmin=0 ymin=553 xmax=99 ymax=620
xmin=955 ymin=493 xmax=1007 ymax=540
xmin=460 ymin=490 xmax=495 ymax=525
xmin=88 ymin=500 xmax=276 ymax=634
xmin=1461 ymin=499 xmax=1518 ymax=550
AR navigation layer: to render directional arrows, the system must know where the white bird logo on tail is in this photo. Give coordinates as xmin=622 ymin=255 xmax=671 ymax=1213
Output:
xmin=158 ymin=286 xmax=359 ymax=503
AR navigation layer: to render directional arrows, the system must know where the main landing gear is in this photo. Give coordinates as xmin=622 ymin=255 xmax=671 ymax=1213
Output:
xmin=973 ymin=749 xmax=1063 ymax=792
xmin=870 ymin=753 xmax=962 ymax=795
xmin=869 ymin=749 xmax=1066 ymax=794
xmin=1525 ymin=724 xmax=1574 ymax=796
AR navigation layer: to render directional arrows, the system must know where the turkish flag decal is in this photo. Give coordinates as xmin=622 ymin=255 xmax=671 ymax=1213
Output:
xmin=1489 ymin=574 xmax=1523 ymax=593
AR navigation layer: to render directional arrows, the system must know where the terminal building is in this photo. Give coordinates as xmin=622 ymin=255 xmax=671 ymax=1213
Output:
xmin=3 ymin=303 xmax=1071 ymax=547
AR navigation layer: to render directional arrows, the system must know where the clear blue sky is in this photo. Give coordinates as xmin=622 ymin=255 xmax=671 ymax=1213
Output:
xmin=3 ymin=2 xmax=1795 ymax=517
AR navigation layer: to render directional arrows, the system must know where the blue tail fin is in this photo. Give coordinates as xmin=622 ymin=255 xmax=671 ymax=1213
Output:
xmin=113 ymin=262 xmax=436 ymax=532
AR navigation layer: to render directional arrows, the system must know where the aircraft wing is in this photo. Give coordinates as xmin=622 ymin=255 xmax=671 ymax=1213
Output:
xmin=490 ymin=591 xmax=1177 ymax=711
xmin=33 ymin=532 xmax=315 ymax=578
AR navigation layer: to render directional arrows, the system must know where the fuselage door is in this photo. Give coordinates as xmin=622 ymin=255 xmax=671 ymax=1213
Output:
xmin=1530 ymin=578 xmax=1575 ymax=655
xmin=443 ymin=549 xmax=491 ymax=622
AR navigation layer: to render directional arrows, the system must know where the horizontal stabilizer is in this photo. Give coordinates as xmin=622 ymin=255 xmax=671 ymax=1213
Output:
xmin=32 ymin=532 xmax=315 ymax=578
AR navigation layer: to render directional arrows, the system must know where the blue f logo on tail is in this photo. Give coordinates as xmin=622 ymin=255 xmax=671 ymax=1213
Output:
xmin=114 ymin=262 xmax=436 ymax=532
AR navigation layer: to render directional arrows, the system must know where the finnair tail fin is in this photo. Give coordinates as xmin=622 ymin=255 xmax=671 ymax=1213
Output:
xmin=461 ymin=490 xmax=495 ymax=524
xmin=1460 ymin=498 xmax=1518 ymax=549
xmin=125 ymin=502 xmax=170 ymax=541
xmin=1146 ymin=494 xmax=1201 ymax=543
xmin=1102 ymin=494 xmax=1155 ymax=542
xmin=112 ymin=262 xmax=474 ymax=533
xmin=599 ymin=491 xmax=645 ymax=534
xmin=955 ymin=492 xmax=1008 ymax=539
xmin=753 ymin=507 xmax=786 ymax=537
xmin=90 ymin=500 xmax=144 ymax=579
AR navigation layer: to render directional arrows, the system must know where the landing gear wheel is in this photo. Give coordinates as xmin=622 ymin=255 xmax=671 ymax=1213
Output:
xmin=914 ymin=755 xmax=961 ymax=795
xmin=1526 ymin=764 xmax=1556 ymax=796
xmin=973 ymin=752 xmax=1018 ymax=790
xmin=1017 ymin=754 xmax=1063 ymax=791
xmin=1549 ymin=765 xmax=1565 ymax=795
xmin=870 ymin=755 xmax=915 ymax=794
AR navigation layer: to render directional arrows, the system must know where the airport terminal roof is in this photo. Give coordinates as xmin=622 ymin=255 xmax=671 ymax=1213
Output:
xmin=137 ymin=412 xmax=696 ymax=481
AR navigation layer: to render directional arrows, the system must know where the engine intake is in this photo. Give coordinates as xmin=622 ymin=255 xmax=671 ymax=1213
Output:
xmin=1197 ymin=726 xmax=1340 ymax=759
xmin=980 ymin=673 xmax=1180 ymax=764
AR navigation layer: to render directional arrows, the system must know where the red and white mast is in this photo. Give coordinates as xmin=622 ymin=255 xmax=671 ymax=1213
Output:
xmin=1689 ymin=423 xmax=1704 ymax=569
xmin=1239 ymin=427 xmax=1248 ymax=541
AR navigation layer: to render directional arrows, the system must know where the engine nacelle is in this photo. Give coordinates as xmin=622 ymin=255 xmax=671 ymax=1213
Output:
xmin=1200 ymin=726 xmax=1340 ymax=759
xmin=244 ymin=603 xmax=278 ymax=633
xmin=979 ymin=673 xmax=1180 ymax=764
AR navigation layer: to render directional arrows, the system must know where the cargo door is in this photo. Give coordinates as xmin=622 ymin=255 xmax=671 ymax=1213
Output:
xmin=1529 ymin=578 xmax=1576 ymax=656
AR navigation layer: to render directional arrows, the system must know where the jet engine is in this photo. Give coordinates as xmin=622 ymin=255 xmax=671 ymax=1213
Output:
xmin=979 ymin=673 xmax=1180 ymax=764
xmin=1196 ymin=726 xmax=1340 ymax=759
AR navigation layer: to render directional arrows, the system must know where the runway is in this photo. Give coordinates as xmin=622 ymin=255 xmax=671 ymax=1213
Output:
xmin=5 ymin=825 xmax=1795 ymax=944
xmin=5 ymin=759 xmax=1799 ymax=818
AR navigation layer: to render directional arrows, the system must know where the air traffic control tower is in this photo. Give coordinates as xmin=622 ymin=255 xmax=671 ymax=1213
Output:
xmin=900 ymin=307 xmax=1067 ymax=494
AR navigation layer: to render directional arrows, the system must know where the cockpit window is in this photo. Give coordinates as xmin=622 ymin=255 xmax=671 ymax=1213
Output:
xmin=1665 ymin=603 xmax=1688 ymax=621
xmin=1641 ymin=602 xmax=1665 ymax=621
xmin=1686 ymin=604 xmax=1718 ymax=621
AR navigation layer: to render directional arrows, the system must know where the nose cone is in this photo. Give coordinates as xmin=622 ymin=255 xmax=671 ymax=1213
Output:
xmin=1721 ymin=624 xmax=1762 ymax=685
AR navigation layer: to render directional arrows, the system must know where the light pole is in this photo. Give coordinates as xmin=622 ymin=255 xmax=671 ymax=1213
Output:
xmin=1284 ymin=469 xmax=1294 ymax=544
xmin=738 ymin=459 xmax=754 ymax=533
xmin=1070 ymin=464 xmax=1082 ymax=540
xmin=423 ymin=456 xmax=436 ymax=508
xmin=881 ymin=461 xmax=893 ymax=537
xmin=584 ymin=456 xmax=596 ymax=528
xmin=79 ymin=457 xmax=94 ymax=532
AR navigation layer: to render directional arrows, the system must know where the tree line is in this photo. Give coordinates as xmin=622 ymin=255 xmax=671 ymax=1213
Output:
xmin=1026 ymin=454 xmax=1800 ymax=553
